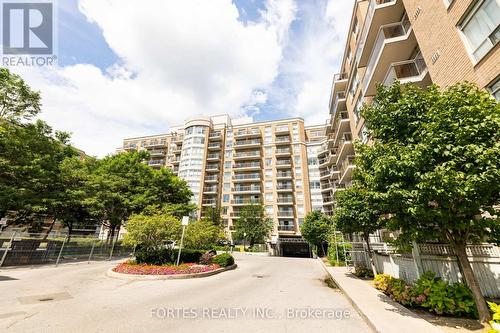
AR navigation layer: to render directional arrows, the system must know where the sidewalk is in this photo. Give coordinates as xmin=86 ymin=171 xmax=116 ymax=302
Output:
xmin=319 ymin=260 xmax=443 ymax=333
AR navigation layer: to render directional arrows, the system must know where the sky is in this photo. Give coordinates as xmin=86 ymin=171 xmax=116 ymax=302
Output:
xmin=12 ymin=0 xmax=355 ymax=157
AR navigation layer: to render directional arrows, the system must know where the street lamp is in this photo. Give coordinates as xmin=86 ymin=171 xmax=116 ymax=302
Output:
xmin=243 ymin=232 xmax=247 ymax=251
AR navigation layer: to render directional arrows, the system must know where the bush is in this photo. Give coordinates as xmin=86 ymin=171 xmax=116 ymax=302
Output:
xmin=353 ymin=265 xmax=374 ymax=279
xmin=199 ymin=251 xmax=215 ymax=265
xmin=212 ymin=253 xmax=234 ymax=267
xmin=135 ymin=248 xmax=205 ymax=265
xmin=488 ymin=302 xmax=500 ymax=333
xmin=374 ymin=272 xmax=477 ymax=318
xmin=328 ymin=243 xmax=352 ymax=266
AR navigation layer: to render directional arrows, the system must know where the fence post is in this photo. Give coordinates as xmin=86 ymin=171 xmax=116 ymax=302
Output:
xmin=88 ymin=239 xmax=96 ymax=264
xmin=55 ymin=235 xmax=68 ymax=267
xmin=411 ymin=241 xmax=424 ymax=279
xmin=0 ymin=231 xmax=16 ymax=268
xmin=108 ymin=232 xmax=118 ymax=260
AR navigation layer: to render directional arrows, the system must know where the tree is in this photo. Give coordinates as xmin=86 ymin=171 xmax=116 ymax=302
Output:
xmin=333 ymin=185 xmax=385 ymax=276
xmin=85 ymin=151 xmax=192 ymax=242
xmin=301 ymin=210 xmax=332 ymax=256
xmin=233 ymin=203 xmax=273 ymax=248
xmin=358 ymin=82 xmax=500 ymax=322
xmin=184 ymin=219 xmax=223 ymax=250
xmin=0 ymin=68 xmax=41 ymax=123
xmin=122 ymin=212 xmax=181 ymax=251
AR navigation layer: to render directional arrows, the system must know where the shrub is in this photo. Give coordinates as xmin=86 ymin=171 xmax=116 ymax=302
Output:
xmin=212 ymin=253 xmax=234 ymax=267
xmin=172 ymin=249 xmax=205 ymax=264
xmin=374 ymin=272 xmax=477 ymax=318
xmin=135 ymin=248 xmax=171 ymax=265
xmin=328 ymin=243 xmax=352 ymax=266
xmin=353 ymin=265 xmax=374 ymax=279
xmin=488 ymin=302 xmax=500 ymax=333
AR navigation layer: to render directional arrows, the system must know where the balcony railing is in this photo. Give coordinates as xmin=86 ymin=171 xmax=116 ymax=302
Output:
xmin=340 ymin=155 xmax=356 ymax=176
xmin=277 ymin=211 xmax=294 ymax=217
xmin=276 ymin=159 xmax=292 ymax=166
xmin=276 ymin=172 xmax=292 ymax=178
xmin=203 ymin=187 xmax=217 ymax=192
xmin=275 ymin=136 xmax=291 ymax=143
xmin=205 ymin=175 xmax=218 ymax=181
xmin=323 ymin=196 xmax=334 ymax=203
xmin=234 ymin=173 xmax=261 ymax=180
xmin=276 ymin=148 xmax=291 ymax=154
xmin=235 ymin=129 xmax=261 ymax=137
xmin=206 ymin=164 xmax=219 ymax=170
xmin=277 ymin=184 xmax=293 ymax=190
xmin=334 ymin=73 xmax=348 ymax=81
xmin=278 ymin=225 xmax=294 ymax=231
xmin=207 ymin=153 xmax=220 ymax=159
xmin=234 ymin=139 xmax=261 ymax=146
xmin=234 ymin=185 xmax=261 ymax=192
xmin=331 ymin=90 xmax=346 ymax=117
xmin=383 ymin=56 xmax=427 ymax=86
xmin=202 ymin=199 xmax=217 ymax=205
xmin=277 ymin=197 xmax=293 ymax=204
xmin=208 ymin=143 xmax=221 ymax=149
xmin=275 ymin=126 xmax=289 ymax=133
xmin=209 ymin=132 xmax=221 ymax=138
xmin=234 ymin=151 xmax=260 ymax=158
xmin=234 ymin=162 xmax=260 ymax=168
xmin=232 ymin=198 xmax=261 ymax=205
xmin=363 ymin=16 xmax=412 ymax=96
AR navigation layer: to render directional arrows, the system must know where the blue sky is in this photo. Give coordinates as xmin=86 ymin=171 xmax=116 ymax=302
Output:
xmin=16 ymin=0 xmax=354 ymax=156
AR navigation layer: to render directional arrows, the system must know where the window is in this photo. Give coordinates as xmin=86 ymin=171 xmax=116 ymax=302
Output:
xmin=354 ymin=96 xmax=363 ymax=124
xmin=265 ymin=169 xmax=272 ymax=178
xmin=265 ymin=147 xmax=272 ymax=156
xmin=296 ymin=192 xmax=304 ymax=201
xmin=265 ymin=159 xmax=272 ymax=166
xmin=265 ymin=206 xmax=273 ymax=214
xmin=265 ymin=181 xmax=273 ymax=190
xmin=265 ymin=193 xmax=273 ymax=201
xmin=224 ymin=161 xmax=231 ymax=169
xmin=224 ymin=172 xmax=231 ymax=180
xmin=488 ymin=77 xmax=500 ymax=101
xmin=297 ymin=205 xmax=304 ymax=215
xmin=225 ymin=151 xmax=232 ymax=158
xmin=223 ymin=194 xmax=230 ymax=203
xmin=460 ymin=0 xmax=500 ymax=62
xmin=224 ymin=183 xmax=230 ymax=191
xmin=295 ymin=167 xmax=302 ymax=176
xmin=310 ymin=181 xmax=321 ymax=189
xmin=296 ymin=180 xmax=302 ymax=189
xmin=349 ymin=67 xmax=359 ymax=96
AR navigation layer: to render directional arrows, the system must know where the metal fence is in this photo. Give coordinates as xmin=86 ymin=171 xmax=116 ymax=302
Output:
xmin=347 ymin=240 xmax=500 ymax=298
xmin=0 ymin=230 xmax=134 ymax=267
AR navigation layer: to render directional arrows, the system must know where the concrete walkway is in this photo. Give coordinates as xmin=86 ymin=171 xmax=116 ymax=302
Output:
xmin=320 ymin=261 xmax=443 ymax=333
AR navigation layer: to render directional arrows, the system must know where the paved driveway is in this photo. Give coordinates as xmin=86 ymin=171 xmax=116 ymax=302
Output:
xmin=0 ymin=254 xmax=370 ymax=333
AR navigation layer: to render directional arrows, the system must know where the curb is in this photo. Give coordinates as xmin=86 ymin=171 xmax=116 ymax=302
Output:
xmin=318 ymin=258 xmax=378 ymax=333
xmin=106 ymin=263 xmax=237 ymax=281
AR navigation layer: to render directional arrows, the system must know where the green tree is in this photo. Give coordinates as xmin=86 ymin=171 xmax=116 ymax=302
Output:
xmin=0 ymin=68 xmax=41 ymax=123
xmin=233 ymin=203 xmax=273 ymax=248
xmin=333 ymin=185 xmax=385 ymax=276
xmin=358 ymin=82 xmax=500 ymax=322
xmin=85 ymin=151 xmax=192 ymax=242
xmin=301 ymin=210 xmax=332 ymax=257
xmin=123 ymin=212 xmax=181 ymax=251
xmin=184 ymin=219 xmax=223 ymax=250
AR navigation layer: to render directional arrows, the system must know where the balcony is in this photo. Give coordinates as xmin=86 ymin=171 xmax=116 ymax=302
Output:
xmin=234 ymin=139 xmax=261 ymax=148
xmin=278 ymin=225 xmax=295 ymax=232
xmin=170 ymin=157 xmax=180 ymax=164
xmin=330 ymin=73 xmax=349 ymax=103
xmin=275 ymin=136 xmax=291 ymax=145
xmin=204 ymin=175 xmax=218 ymax=182
xmin=330 ymin=111 xmax=350 ymax=143
xmin=362 ymin=15 xmax=417 ymax=97
xmin=207 ymin=143 xmax=221 ymax=150
xmin=276 ymin=171 xmax=292 ymax=179
xmin=339 ymin=155 xmax=356 ymax=184
xmin=277 ymin=197 xmax=294 ymax=204
xmin=202 ymin=199 xmax=217 ymax=206
xmin=234 ymin=151 xmax=261 ymax=160
xmin=323 ymin=196 xmax=334 ymax=204
xmin=234 ymin=162 xmax=261 ymax=170
xmin=209 ymin=132 xmax=221 ymax=140
xmin=233 ymin=185 xmax=261 ymax=193
xmin=206 ymin=153 xmax=220 ymax=160
xmin=148 ymin=160 xmax=164 ymax=167
xmin=234 ymin=128 xmax=261 ymax=138
xmin=233 ymin=173 xmax=261 ymax=181
xmin=383 ymin=56 xmax=430 ymax=88
xmin=275 ymin=148 xmax=291 ymax=156
xmin=319 ymin=169 xmax=332 ymax=180
xmin=205 ymin=164 xmax=220 ymax=172
xmin=329 ymin=90 xmax=347 ymax=116
xmin=172 ymin=135 xmax=184 ymax=144
xmin=276 ymin=159 xmax=292 ymax=168
xmin=144 ymin=141 xmax=167 ymax=148
xmin=232 ymin=198 xmax=261 ymax=205
xmin=203 ymin=186 xmax=218 ymax=194
xmin=149 ymin=149 xmax=166 ymax=157
xmin=355 ymin=0 xmax=402 ymax=67
xmin=275 ymin=126 xmax=290 ymax=134
xmin=276 ymin=183 xmax=293 ymax=191
xmin=277 ymin=211 xmax=294 ymax=217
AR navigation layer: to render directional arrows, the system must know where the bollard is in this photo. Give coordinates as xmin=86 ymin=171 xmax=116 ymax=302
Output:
xmin=55 ymin=235 xmax=68 ymax=267
xmin=0 ymin=232 xmax=16 ymax=268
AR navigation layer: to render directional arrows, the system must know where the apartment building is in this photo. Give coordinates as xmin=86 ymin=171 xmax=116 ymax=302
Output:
xmin=122 ymin=115 xmax=328 ymax=256
xmin=320 ymin=0 xmax=499 ymax=214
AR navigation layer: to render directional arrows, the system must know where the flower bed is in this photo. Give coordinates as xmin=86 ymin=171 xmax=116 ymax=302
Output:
xmin=113 ymin=262 xmax=220 ymax=275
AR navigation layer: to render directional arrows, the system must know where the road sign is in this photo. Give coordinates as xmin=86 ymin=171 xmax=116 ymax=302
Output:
xmin=181 ymin=216 xmax=189 ymax=226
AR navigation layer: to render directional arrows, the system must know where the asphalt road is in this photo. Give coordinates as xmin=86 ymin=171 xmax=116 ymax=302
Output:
xmin=0 ymin=253 xmax=371 ymax=333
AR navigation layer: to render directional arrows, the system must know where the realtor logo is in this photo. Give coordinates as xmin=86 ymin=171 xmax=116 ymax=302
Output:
xmin=1 ymin=0 xmax=56 ymax=66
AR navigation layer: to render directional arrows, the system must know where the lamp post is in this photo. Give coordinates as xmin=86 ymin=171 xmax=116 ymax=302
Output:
xmin=243 ymin=232 xmax=247 ymax=252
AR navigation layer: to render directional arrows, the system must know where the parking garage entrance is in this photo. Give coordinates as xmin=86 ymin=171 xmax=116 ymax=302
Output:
xmin=276 ymin=236 xmax=311 ymax=258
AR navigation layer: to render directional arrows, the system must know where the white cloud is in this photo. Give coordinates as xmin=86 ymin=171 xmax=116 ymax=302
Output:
xmin=13 ymin=0 xmax=297 ymax=157
xmin=273 ymin=0 xmax=355 ymax=125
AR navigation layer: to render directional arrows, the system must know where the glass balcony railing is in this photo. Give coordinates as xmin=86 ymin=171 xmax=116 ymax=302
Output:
xmin=334 ymin=73 xmax=348 ymax=81
xmin=278 ymin=225 xmax=294 ymax=231
xmin=276 ymin=172 xmax=292 ymax=178
xmin=203 ymin=187 xmax=217 ymax=192
xmin=363 ymin=16 xmax=412 ymax=96
xmin=277 ymin=184 xmax=293 ymax=190
xmin=234 ymin=139 xmax=261 ymax=146
xmin=234 ymin=162 xmax=260 ymax=168
xmin=235 ymin=129 xmax=261 ymax=137
xmin=205 ymin=175 xmax=218 ymax=181
xmin=383 ymin=56 xmax=427 ymax=86
xmin=277 ymin=211 xmax=294 ymax=217
xmin=234 ymin=185 xmax=261 ymax=192
xmin=234 ymin=173 xmax=261 ymax=180
xmin=277 ymin=197 xmax=293 ymax=204
xmin=276 ymin=159 xmax=292 ymax=166
xmin=275 ymin=136 xmax=291 ymax=143
xmin=234 ymin=151 xmax=260 ymax=158
xmin=207 ymin=153 xmax=220 ymax=159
